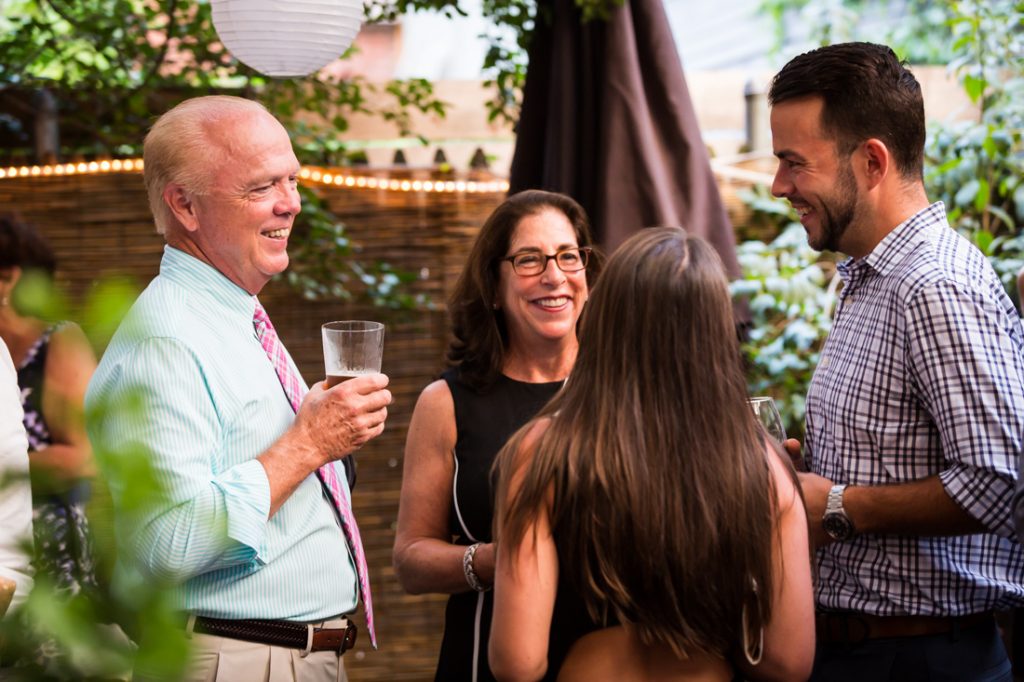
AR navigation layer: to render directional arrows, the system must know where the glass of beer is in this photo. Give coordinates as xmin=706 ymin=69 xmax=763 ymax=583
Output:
xmin=321 ymin=321 xmax=385 ymax=388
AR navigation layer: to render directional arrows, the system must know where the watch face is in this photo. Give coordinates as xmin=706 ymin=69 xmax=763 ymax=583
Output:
xmin=823 ymin=512 xmax=854 ymax=541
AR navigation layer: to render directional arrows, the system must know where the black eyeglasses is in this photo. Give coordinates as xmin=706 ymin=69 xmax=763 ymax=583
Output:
xmin=501 ymin=247 xmax=592 ymax=276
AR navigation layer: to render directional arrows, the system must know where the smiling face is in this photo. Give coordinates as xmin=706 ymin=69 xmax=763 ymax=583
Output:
xmin=183 ymin=111 xmax=302 ymax=294
xmin=770 ymin=97 xmax=863 ymax=254
xmin=497 ymin=209 xmax=589 ymax=352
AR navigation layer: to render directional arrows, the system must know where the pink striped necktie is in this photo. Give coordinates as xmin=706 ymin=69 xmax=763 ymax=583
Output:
xmin=252 ymin=301 xmax=377 ymax=649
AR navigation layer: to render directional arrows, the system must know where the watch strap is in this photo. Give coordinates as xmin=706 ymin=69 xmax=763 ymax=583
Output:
xmin=826 ymin=484 xmax=848 ymax=514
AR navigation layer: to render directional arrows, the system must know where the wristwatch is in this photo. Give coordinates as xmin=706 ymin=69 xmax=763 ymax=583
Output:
xmin=822 ymin=484 xmax=855 ymax=541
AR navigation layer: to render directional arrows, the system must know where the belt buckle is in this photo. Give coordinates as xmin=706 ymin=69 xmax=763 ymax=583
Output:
xmin=341 ymin=622 xmax=358 ymax=654
xmin=818 ymin=611 xmax=870 ymax=645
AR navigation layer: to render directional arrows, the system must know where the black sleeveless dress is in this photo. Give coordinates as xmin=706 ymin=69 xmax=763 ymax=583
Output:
xmin=17 ymin=324 xmax=101 ymax=598
xmin=436 ymin=368 xmax=603 ymax=682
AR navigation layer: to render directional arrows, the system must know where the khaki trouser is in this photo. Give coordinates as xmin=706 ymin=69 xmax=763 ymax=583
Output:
xmin=141 ymin=618 xmax=350 ymax=682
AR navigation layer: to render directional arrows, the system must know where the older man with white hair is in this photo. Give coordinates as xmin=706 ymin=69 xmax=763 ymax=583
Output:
xmin=87 ymin=96 xmax=391 ymax=681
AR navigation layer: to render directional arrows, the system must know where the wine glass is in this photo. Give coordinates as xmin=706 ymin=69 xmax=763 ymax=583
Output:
xmin=748 ymin=397 xmax=787 ymax=442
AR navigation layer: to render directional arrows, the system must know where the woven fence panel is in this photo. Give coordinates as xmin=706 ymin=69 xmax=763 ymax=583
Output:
xmin=0 ymin=169 xmax=503 ymax=681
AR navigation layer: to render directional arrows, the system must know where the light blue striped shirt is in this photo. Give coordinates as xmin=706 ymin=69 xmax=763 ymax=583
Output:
xmin=86 ymin=246 xmax=358 ymax=620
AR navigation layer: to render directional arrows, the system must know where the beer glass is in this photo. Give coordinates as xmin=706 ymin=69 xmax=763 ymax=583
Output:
xmin=321 ymin=321 xmax=385 ymax=388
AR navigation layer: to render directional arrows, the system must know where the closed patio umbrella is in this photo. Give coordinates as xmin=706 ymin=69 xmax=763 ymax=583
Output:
xmin=508 ymin=0 xmax=740 ymax=281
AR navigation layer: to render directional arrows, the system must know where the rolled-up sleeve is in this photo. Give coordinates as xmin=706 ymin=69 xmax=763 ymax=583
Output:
xmin=91 ymin=337 xmax=271 ymax=584
xmin=1015 ymin=442 xmax=1024 ymax=544
xmin=906 ymin=281 xmax=1024 ymax=538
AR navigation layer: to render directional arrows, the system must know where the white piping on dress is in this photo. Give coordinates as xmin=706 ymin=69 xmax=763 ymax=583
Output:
xmin=453 ymin=448 xmax=478 ymax=545
xmin=452 ymin=448 xmax=483 ymax=682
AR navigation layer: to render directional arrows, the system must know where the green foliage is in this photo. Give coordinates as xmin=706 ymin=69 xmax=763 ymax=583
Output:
xmin=1 ymin=584 xmax=139 ymax=680
xmin=13 ymin=270 xmax=147 ymax=347
xmin=480 ymin=0 xmax=534 ymax=125
xmin=924 ymin=1 xmax=1024 ymax=304
xmin=80 ymin=279 xmax=141 ymax=352
xmin=731 ymin=198 xmax=838 ymax=441
xmin=1 ymin=0 xmax=629 ymax=142
xmin=0 ymin=1 xmax=449 ymax=160
xmin=1 ymin=0 xmax=226 ymax=156
xmin=286 ymin=185 xmax=433 ymax=307
xmin=757 ymin=0 xmax=960 ymax=64
xmin=9 ymin=269 xmax=66 ymax=322
xmin=380 ymin=79 xmax=450 ymax=143
xmin=260 ymin=73 xmax=449 ymax=167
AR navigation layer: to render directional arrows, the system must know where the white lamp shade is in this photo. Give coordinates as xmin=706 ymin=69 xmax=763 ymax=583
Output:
xmin=211 ymin=0 xmax=363 ymax=78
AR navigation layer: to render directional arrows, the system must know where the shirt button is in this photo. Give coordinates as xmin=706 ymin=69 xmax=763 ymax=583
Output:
xmin=820 ymin=356 xmax=829 ymax=368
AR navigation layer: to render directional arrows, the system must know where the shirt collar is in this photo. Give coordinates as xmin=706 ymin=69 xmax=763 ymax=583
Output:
xmin=159 ymin=246 xmax=258 ymax=324
xmin=837 ymin=202 xmax=947 ymax=285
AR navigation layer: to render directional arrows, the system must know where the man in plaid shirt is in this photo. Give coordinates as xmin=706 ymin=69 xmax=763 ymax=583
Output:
xmin=769 ymin=42 xmax=1024 ymax=681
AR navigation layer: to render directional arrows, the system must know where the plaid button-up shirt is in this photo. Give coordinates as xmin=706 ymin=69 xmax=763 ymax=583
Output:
xmin=806 ymin=202 xmax=1024 ymax=616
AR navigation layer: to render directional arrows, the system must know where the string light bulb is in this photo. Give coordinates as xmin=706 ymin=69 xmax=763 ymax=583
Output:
xmin=0 ymin=160 xmax=509 ymax=194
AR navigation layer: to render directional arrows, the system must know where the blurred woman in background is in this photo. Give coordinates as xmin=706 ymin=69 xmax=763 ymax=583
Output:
xmin=394 ymin=190 xmax=602 ymax=681
xmin=490 ymin=227 xmax=815 ymax=681
xmin=0 ymin=215 xmax=100 ymax=601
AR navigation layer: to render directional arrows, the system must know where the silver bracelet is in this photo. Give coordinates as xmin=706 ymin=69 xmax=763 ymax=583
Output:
xmin=462 ymin=542 xmax=489 ymax=592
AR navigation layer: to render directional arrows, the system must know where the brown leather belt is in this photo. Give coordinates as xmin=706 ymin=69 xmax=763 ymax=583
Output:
xmin=816 ymin=610 xmax=993 ymax=644
xmin=188 ymin=616 xmax=357 ymax=655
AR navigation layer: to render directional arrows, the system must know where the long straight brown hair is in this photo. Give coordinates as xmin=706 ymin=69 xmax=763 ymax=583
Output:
xmin=494 ymin=227 xmax=776 ymax=659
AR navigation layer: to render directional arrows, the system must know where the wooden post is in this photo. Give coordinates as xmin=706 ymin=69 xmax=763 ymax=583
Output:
xmin=743 ymin=79 xmax=770 ymax=153
xmin=33 ymin=89 xmax=60 ymax=164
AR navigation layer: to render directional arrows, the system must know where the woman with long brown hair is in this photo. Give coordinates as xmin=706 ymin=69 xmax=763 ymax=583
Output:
xmin=489 ymin=227 xmax=814 ymax=681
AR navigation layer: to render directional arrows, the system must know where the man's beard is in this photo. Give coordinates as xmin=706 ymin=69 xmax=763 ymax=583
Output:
xmin=809 ymin=161 xmax=858 ymax=253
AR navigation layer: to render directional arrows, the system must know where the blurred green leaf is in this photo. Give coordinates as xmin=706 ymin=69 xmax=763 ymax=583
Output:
xmin=975 ymin=178 xmax=992 ymax=214
xmin=11 ymin=269 xmax=69 ymax=322
xmin=82 ymin=277 xmax=140 ymax=351
xmin=964 ymin=73 xmax=986 ymax=102
xmin=973 ymin=229 xmax=994 ymax=255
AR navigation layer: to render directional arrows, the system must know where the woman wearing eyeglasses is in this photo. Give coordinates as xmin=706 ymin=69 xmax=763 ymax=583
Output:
xmin=394 ymin=190 xmax=602 ymax=682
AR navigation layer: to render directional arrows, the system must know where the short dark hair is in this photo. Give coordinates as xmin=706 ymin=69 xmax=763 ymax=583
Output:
xmin=446 ymin=190 xmax=602 ymax=390
xmin=768 ymin=42 xmax=925 ymax=179
xmin=0 ymin=214 xmax=57 ymax=275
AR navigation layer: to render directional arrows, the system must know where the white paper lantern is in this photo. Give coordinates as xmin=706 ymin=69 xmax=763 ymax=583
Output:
xmin=211 ymin=0 xmax=363 ymax=78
